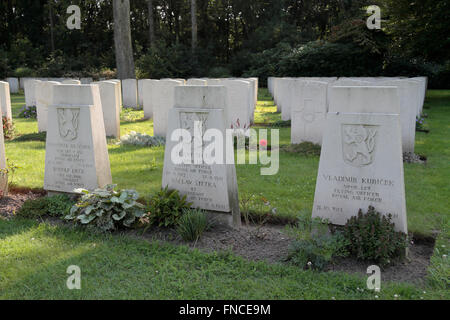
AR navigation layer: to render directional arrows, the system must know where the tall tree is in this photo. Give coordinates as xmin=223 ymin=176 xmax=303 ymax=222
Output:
xmin=191 ymin=0 xmax=198 ymax=51
xmin=48 ymin=0 xmax=55 ymax=52
xmin=148 ymin=0 xmax=156 ymax=47
xmin=113 ymin=0 xmax=135 ymax=79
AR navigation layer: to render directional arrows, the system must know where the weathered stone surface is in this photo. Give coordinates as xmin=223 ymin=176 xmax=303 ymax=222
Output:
xmin=122 ymin=79 xmax=138 ymax=109
xmin=313 ymin=86 xmax=407 ymax=233
xmin=291 ymin=81 xmax=328 ymax=145
xmin=153 ymin=80 xmax=184 ymax=137
xmin=44 ymin=85 xmax=112 ymax=193
xmin=93 ymin=81 xmax=121 ymax=138
xmin=162 ymin=85 xmax=241 ymax=227
xmin=36 ymin=81 xmax=60 ymax=132
xmin=0 ymin=81 xmax=13 ymax=121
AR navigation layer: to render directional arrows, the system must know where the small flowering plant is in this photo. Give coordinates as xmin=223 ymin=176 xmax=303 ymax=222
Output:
xmin=19 ymin=105 xmax=37 ymax=119
xmin=2 ymin=117 xmax=16 ymax=140
xmin=416 ymin=115 xmax=426 ymax=131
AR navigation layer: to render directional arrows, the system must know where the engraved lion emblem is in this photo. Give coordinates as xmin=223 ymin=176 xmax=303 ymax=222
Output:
xmin=57 ymin=108 xmax=80 ymax=141
xmin=342 ymin=124 xmax=378 ymax=167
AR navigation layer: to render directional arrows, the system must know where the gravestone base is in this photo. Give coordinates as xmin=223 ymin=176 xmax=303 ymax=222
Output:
xmin=205 ymin=211 xmax=234 ymax=229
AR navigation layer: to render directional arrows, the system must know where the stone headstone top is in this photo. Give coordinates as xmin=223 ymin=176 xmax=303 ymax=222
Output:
xmin=44 ymin=84 xmax=112 ymax=193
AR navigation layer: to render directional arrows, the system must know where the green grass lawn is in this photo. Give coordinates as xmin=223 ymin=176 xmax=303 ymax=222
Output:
xmin=6 ymin=89 xmax=450 ymax=236
xmin=0 ymin=89 xmax=448 ymax=300
xmin=0 ymin=219 xmax=447 ymax=300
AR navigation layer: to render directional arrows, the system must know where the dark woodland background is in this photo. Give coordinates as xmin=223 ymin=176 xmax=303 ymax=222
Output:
xmin=0 ymin=0 xmax=449 ymax=87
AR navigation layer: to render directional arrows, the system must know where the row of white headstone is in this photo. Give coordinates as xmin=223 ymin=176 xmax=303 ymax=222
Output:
xmin=2 ymin=77 xmax=94 ymax=94
xmin=21 ymin=79 xmax=122 ymax=139
xmin=22 ymin=77 xmax=259 ymax=138
xmin=268 ymin=77 xmax=427 ymax=154
xmin=41 ymin=83 xmax=409 ymax=232
xmin=141 ymin=78 xmax=258 ymax=137
xmin=41 ymin=84 xmax=242 ymax=226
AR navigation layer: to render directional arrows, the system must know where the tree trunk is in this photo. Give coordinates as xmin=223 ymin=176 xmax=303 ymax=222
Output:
xmin=191 ymin=0 xmax=198 ymax=52
xmin=147 ymin=0 xmax=155 ymax=48
xmin=48 ymin=0 xmax=55 ymax=52
xmin=113 ymin=0 xmax=135 ymax=79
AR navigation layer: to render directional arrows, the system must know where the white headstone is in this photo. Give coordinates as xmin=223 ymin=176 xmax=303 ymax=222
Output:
xmin=141 ymin=79 xmax=158 ymax=119
xmin=138 ymin=79 xmax=145 ymax=107
xmin=153 ymin=80 xmax=184 ymax=137
xmin=6 ymin=78 xmax=19 ymax=94
xmin=279 ymin=78 xmax=295 ymax=121
xmin=378 ymin=79 xmax=421 ymax=153
xmin=80 ymin=78 xmax=93 ymax=84
xmin=187 ymin=79 xmax=208 ymax=86
xmin=0 ymin=107 xmax=7 ymax=196
xmin=24 ymin=79 xmax=41 ymax=107
xmin=411 ymin=77 xmax=427 ymax=116
xmin=221 ymin=80 xmax=252 ymax=129
xmin=20 ymin=77 xmax=32 ymax=90
xmin=62 ymin=79 xmax=81 ymax=85
xmin=93 ymin=81 xmax=121 ymax=138
xmin=0 ymin=81 xmax=13 ymax=121
xmin=36 ymin=81 xmax=60 ymax=132
xmin=312 ymin=86 xmax=407 ymax=233
xmin=44 ymin=84 xmax=112 ymax=193
xmin=122 ymin=79 xmax=138 ymax=109
xmin=162 ymin=85 xmax=241 ymax=227
xmin=291 ymin=81 xmax=328 ymax=146
xmin=267 ymin=77 xmax=274 ymax=95
xmin=109 ymin=79 xmax=123 ymax=107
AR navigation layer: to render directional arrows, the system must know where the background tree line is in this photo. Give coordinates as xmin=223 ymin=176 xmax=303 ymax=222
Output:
xmin=0 ymin=0 xmax=449 ymax=88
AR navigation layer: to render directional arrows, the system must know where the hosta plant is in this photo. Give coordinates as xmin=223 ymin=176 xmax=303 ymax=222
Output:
xmin=65 ymin=185 xmax=145 ymax=232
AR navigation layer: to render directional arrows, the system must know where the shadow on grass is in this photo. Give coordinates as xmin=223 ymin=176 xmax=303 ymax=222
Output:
xmin=12 ymin=132 xmax=46 ymax=142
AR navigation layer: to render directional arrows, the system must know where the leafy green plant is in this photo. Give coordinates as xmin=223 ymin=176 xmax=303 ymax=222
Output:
xmin=286 ymin=216 xmax=349 ymax=271
xmin=65 ymin=185 xmax=145 ymax=232
xmin=177 ymin=209 xmax=211 ymax=242
xmin=287 ymin=233 xmax=349 ymax=271
xmin=416 ymin=115 xmax=427 ymax=131
xmin=16 ymin=195 xmax=75 ymax=219
xmin=146 ymin=187 xmax=192 ymax=228
xmin=343 ymin=206 xmax=408 ymax=266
